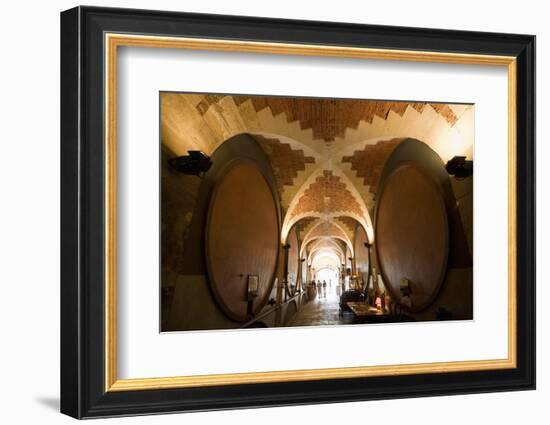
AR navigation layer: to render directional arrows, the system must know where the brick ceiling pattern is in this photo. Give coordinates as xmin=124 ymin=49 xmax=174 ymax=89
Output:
xmin=294 ymin=216 xmax=319 ymax=241
xmin=166 ymin=93 xmax=468 ymax=252
xmin=342 ymin=138 xmax=403 ymax=194
xmin=196 ymin=95 xmax=458 ymax=142
xmin=195 ymin=94 xmax=225 ymax=115
xmin=336 ymin=216 xmax=359 ymax=234
xmin=253 ymin=134 xmax=315 ymax=198
xmin=309 ymin=238 xmax=344 ymax=255
xmin=308 ymin=221 xmax=348 ymax=241
xmin=291 ymin=170 xmax=363 ymax=218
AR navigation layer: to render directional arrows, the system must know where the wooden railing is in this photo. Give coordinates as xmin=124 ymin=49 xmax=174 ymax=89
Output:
xmin=239 ymin=291 xmax=303 ymax=329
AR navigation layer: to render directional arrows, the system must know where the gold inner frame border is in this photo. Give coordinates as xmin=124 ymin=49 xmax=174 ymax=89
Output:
xmin=104 ymin=33 xmax=517 ymax=392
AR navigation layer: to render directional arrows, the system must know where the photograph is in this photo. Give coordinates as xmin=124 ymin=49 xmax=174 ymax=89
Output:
xmin=56 ymin=5 xmax=536 ymax=419
xmin=160 ymin=93 xmax=474 ymax=332
xmin=0 ymin=0 xmax=544 ymax=421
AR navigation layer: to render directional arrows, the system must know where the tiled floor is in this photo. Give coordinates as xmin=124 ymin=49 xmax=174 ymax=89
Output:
xmin=287 ymin=286 xmax=354 ymax=327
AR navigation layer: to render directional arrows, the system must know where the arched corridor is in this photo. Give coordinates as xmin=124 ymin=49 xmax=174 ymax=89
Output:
xmin=161 ymin=93 xmax=473 ymax=332
xmin=287 ymin=290 xmax=350 ymax=327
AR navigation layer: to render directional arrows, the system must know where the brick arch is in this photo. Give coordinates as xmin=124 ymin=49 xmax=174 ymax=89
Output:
xmin=341 ymin=138 xmax=404 ymax=195
xmin=306 ymin=220 xmax=348 ymax=241
xmin=291 ymin=216 xmax=319 ymax=243
xmin=301 ymin=219 xmax=353 ymax=255
xmin=306 ymin=237 xmax=346 ymax=260
xmin=335 ymin=216 xmax=361 ymax=237
xmin=161 ymin=92 xmax=472 ymax=249
xmin=197 ymin=95 xmax=459 ymax=142
xmin=309 ymin=247 xmax=344 ymax=265
xmin=304 ymin=236 xmax=350 ymax=258
xmin=282 ymin=167 xmax=373 ymax=242
xmin=310 ymin=251 xmax=343 ymax=271
xmin=248 ymin=133 xmax=317 ymax=205
xmin=290 ymin=170 xmax=363 ymax=217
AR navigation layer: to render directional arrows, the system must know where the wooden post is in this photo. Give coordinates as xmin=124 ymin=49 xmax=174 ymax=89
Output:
xmin=282 ymin=244 xmax=290 ymax=301
xmin=299 ymin=258 xmax=306 ymax=292
xmin=274 ymin=243 xmax=286 ymax=326
xmin=364 ymin=241 xmax=372 ymax=297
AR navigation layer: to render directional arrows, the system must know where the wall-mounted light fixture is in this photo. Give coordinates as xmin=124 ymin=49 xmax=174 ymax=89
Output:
xmin=445 ymin=156 xmax=473 ymax=179
xmin=168 ymin=150 xmax=212 ymax=176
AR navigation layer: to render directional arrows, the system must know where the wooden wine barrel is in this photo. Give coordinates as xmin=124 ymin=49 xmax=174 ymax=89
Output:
xmin=205 ymin=160 xmax=280 ymax=322
xmin=375 ymin=161 xmax=449 ymax=312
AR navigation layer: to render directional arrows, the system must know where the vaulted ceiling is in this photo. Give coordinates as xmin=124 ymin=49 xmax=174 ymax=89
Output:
xmin=162 ymin=92 xmax=473 ymax=270
xmin=195 ymin=95 xmax=459 ymax=142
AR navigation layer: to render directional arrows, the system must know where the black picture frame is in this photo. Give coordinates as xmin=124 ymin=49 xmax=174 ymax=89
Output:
xmin=61 ymin=5 xmax=535 ymax=419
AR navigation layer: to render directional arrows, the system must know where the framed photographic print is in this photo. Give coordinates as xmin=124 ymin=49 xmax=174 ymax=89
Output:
xmin=60 ymin=6 xmax=535 ymax=419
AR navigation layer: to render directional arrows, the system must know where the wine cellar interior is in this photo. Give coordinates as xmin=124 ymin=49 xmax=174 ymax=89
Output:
xmin=160 ymin=93 xmax=474 ymax=332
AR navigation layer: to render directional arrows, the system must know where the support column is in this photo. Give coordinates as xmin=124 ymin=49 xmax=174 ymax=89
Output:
xmin=364 ymin=241 xmax=373 ymax=296
xmin=274 ymin=243 xmax=286 ymax=326
xmin=282 ymin=244 xmax=290 ymax=301
xmin=340 ymin=263 xmax=346 ymax=291
xmin=298 ymin=258 xmax=306 ymax=292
